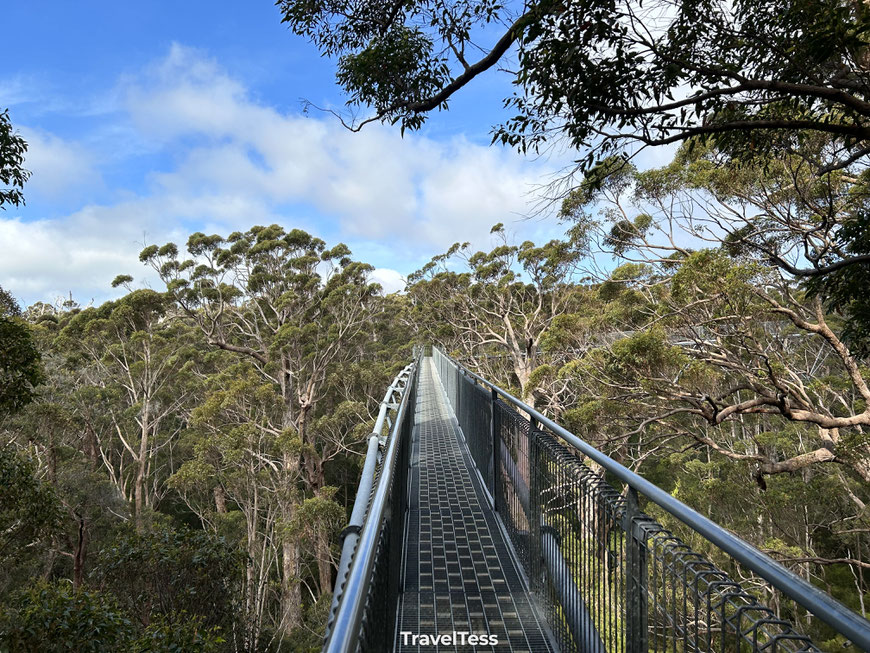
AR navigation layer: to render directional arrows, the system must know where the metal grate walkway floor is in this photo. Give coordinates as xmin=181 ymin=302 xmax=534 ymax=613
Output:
xmin=394 ymin=358 xmax=554 ymax=652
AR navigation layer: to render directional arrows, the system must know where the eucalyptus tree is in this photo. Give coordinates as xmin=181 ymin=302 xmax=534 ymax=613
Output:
xmin=278 ymin=0 xmax=870 ymax=171
xmin=142 ymin=225 xmax=381 ymax=635
xmin=407 ymin=225 xmax=585 ymax=406
xmin=170 ymin=358 xmax=293 ymax=648
xmin=1 ymin=300 xmax=126 ymax=596
xmin=58 ymin=289 xmax=195 ymax=530
xmin=560 ymin=143 xmax=870 ymax=482
xmin=0 ymin=447 xmax=61 ymax=597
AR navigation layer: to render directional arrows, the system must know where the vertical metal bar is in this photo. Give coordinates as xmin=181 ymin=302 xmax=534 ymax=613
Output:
xmin=530 ymin=427 xmax=541 ymax=596
xmin=490 ymin=388 xmax=498 ymax=509
xmin=626 ymin=488 xmax=648 ymax=653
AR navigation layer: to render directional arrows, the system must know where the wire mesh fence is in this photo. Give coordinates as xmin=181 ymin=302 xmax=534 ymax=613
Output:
xmin=432 ymin=347 xmax=868 ymax=653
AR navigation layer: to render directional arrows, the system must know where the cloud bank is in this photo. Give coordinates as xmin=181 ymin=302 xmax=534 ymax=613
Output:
xmin=1 ymin=44 xmax=561 ymax=305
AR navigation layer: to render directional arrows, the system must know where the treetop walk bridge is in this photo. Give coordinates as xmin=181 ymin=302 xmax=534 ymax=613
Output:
xmin=322 ymin=349 xmax=870 ymax=653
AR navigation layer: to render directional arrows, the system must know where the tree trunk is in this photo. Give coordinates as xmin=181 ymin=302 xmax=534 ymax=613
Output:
xmin=73 ymin=516 xmax=87 ymax=589
xmin=214 ymin=485 xmax=228 ymax=514
xmin=515 ymin=362 xmax=535 ymax=409
xmin=316 ymin=525 xmax=333 ymax=597
xmin=135 ymin=402 xmax=150 ymax=530
xmin=281 ymin=536 xmax=303 ymax=633
xmin=84 ymin=420 xmax=100 ymax=470
xmin=280 ymin=445 xmax=303 ymax=634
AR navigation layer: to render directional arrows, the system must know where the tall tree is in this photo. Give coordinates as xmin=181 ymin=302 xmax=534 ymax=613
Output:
xmin=559 ymin=144 xmax=870 ymax=486
xmin=407 ymin=226 xmax=585 ymax=406
xmin=59 ymin=289 xmax=194 ymax=530
xmin=142 ymin=225 xmax=380 ymax=635
xmin=0 ymin=286 xmax=44 ymax=416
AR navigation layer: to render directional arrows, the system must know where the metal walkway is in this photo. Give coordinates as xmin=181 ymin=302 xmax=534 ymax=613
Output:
xmin=323 ymin=350 xmax=870 ymax=653
xmin=396 ymin=358 xmax=553 ymax=652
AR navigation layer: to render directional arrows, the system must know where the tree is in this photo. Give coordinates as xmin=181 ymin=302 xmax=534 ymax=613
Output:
xmin=407 ymin=226 xmax=586 ymax=406
xmin=58 ymin=289 xmax=195 ymax=530
xmin=0 ymin=447 xmax=62 ymax=595
xmin=2 ymin=301 xmax=131 ymax=591
xmin=0 ymin=109 xmax=29 ymax=209
xmin=142 ymin=225 xmax=381 ymax=636
xmin=0 ymin=580 xmax=224 ymax=653
xmin=278 ymin=0 xmax=870 ymax=170
xmin=563 ymin=141 xmax=870 ymax=353
xmin=542 ymin=144 xmax=870 ymax=615
xmin=0 ymin=581 xmax=133 ymax=653
xmin=0 ymin=286 xmax=44 ymax=416
xmin=559 ymin=145 xmax=870 ymax=485
xmin=95 ymin=524 xmax=242 ymax=636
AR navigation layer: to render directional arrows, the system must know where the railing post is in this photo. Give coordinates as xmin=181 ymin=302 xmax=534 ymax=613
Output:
xmin=490 ymin=387 xmax=498 ymax=509
xmin=456 ymin=368 xmax=462 ymax=423
xmin=625 ymin=487 xmax=649 ymax=653
xmin=529 ymin=420 xmax=541 ymax=594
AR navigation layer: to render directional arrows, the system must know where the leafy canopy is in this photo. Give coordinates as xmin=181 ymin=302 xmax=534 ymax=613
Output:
xmin=278 ymin=0 xmax=870 ymax=169
xmin=0 ymin=109 xmax=29 ymax=208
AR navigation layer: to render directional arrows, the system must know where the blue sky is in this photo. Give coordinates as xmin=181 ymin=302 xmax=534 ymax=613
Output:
xmin=1 ymin=1 xmax=662 ymax=306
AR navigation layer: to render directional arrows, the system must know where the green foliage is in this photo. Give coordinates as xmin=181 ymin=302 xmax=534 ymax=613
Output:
xmin=131 ymin=613 xmax=224 ymax=653
xmin=806 ymin=211 xmax=870 ymax=355
xmin=95 ymin=524 xmax=242 ymax=631
xmin=0 ymin=581 xmax=133 ymax=653
xmin=0 ymin=582 xmax=223 ymax=653
xmin=111 ymin=274 xmax=133 ymax=288
xmin=279 ymin=0 xmax=869 ymax=169
xmin=0 ymin=448 xmax=62 ymax=564
xmin=0 ymin=109 xmax=29 ymax=209
xmin=560 ymin=157 xmax=636 ymax=221
xmin=609 ymin=328 xmax=686 ymax=376
xmin=0 ymin=286 xmax=44 ymax=416
xmin=337 ymin=26 xmax=448 ymax=131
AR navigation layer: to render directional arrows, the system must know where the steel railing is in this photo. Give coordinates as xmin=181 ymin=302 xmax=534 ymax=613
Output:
xmin=433 ymin=347 xmax=870 ymax=653
xmin=323 ymin=357 xmax=419 ymax=652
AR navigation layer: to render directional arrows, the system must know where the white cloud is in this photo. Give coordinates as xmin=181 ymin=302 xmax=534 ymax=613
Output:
xmin=0 ymin=76 xmax=37 ymax=107
xmin=371 ymin=268 xmax=406 ymax=295
xmin=2 ymin=44 xmax=566 ymax=306
xmin=124 ymin=44 xmax=551 ymax=248
xmin=19 ymin=128 xmax=102 ymax=200
xmin=0 ymin=210 xmax=156 ymax=305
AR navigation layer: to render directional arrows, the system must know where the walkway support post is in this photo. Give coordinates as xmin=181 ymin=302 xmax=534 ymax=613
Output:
xmin=490 ymin=387 xmax=499 ymax=510
xmin=625 ymin=487 xmax=648 ymax=653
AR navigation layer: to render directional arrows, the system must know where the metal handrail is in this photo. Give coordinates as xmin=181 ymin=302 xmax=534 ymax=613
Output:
xmin=323 ymin=361 xmax=416 ymax=651
xmin=434 ymin=347 xmax=870 ymax=651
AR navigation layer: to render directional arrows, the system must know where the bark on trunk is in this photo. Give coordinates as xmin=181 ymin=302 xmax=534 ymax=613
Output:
xmin=214 ymin=485 xmax=228 ymax=514
xmin=73 ymin=516 xmax=87 ymax=589
xmin=281 ymin=537 xmax=303 ymax=633
xmin=515 ymin=362 xmax=535 ymax=410
xmin=280 ymin=442 xmax=303 ymax=634
xmin=135 ymin=413 xmax=149 ymax=531
xmin=316 ymin=526 xmax=333 ymax=596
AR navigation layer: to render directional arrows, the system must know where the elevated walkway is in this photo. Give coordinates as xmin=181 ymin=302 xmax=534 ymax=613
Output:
xmin=396 ymin=358 xmax=553 ymax=651
xmin=323 ymin=350 xmax=870 ymax=653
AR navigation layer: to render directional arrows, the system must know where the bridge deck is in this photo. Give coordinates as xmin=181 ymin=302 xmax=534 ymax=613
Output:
xmin=395 ymin=358 xmax=553 ymax=652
